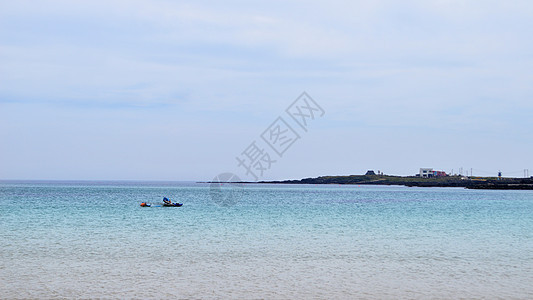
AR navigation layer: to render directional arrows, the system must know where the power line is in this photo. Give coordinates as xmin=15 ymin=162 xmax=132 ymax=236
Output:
xmin=471 ymin=168 xmax=496 ymax=175
xmin=501 ymin=170 xmax=526 ymax=175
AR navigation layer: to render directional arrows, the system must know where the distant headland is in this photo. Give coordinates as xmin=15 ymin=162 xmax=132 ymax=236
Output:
xmin=261 ymin=169 xmax=533 ymax=190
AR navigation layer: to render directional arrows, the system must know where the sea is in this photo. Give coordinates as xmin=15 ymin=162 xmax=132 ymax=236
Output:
xmin=1 ymin=181 xmax=532 ymax=299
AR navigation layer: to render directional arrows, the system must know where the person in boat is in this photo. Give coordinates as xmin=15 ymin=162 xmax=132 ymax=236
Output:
xmin=163 ymin=197 xmax=171 ymax=205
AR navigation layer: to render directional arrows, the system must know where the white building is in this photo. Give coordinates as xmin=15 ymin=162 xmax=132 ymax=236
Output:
xmin=419 ymin=168 xmax=433 ymax=178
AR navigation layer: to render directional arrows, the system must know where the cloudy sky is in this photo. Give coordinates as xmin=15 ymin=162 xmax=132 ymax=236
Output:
xmin=1 ymin=0 xmax=532 ymax=181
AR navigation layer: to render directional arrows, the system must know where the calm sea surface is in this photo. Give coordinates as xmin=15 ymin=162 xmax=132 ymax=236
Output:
xmin=1 ymin=181 xmax=532 ymax=299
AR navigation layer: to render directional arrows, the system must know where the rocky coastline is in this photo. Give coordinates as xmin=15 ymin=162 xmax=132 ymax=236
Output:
xmin=261 ymin=174 xmax=533 ymax=190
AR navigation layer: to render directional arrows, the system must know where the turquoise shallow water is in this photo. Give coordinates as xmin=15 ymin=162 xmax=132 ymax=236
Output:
xmin=1 ymin=181 xmax=533 ymax=298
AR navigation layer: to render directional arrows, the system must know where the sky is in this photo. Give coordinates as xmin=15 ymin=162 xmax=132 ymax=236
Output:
xmin=1 ymin=0 xmax=532 ymax=181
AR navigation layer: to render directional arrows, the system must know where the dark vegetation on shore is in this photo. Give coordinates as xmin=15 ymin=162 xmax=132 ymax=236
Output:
xmin=262 ymin=174 xmax=533 ymax=190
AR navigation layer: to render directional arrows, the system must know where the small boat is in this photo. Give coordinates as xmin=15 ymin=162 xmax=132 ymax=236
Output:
xmin=140 ymin=202 xmax=151 ymax=207
xmin=162 ymin=196 xmax=182 ymax=207
xmin=162 ymin=202 xmax=183 ymax=207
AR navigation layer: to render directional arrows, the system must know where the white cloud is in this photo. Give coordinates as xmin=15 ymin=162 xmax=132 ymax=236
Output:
xmin=1 ymin=0 xmax=532 ymax=179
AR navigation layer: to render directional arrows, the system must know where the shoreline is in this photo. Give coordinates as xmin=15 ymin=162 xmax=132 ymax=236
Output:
xmin=256 ymin=174 xmax=533 ymax=190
